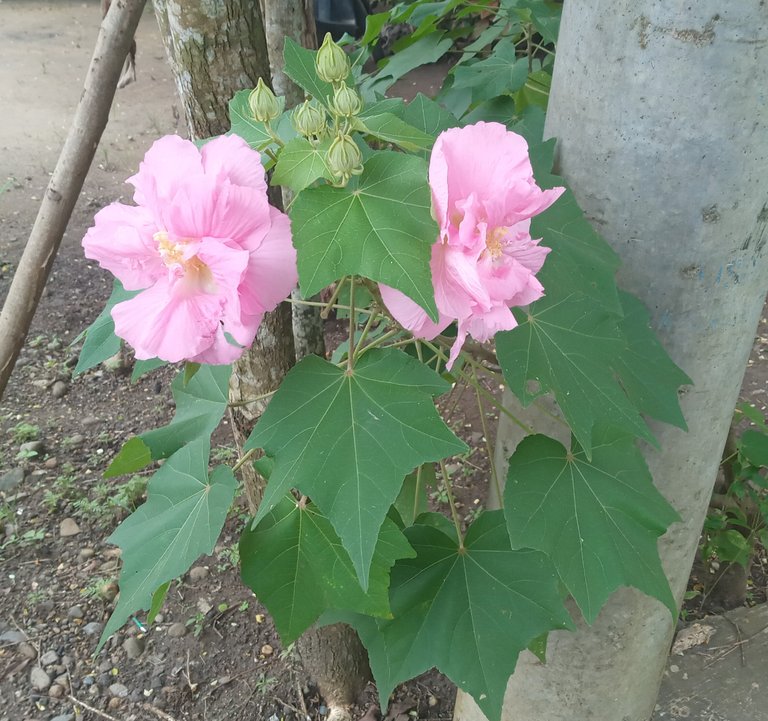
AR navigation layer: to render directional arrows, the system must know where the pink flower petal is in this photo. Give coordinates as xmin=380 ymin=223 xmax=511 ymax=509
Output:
xmin=379 ymin=284 xmax=451 ymax=340
xmin=201 ymin=134 xmax=268 ymax=194
xmin=82 ymin=203 xmax=164 ymax=290
xmin=189 ymin=324 xmax=253 ymax=365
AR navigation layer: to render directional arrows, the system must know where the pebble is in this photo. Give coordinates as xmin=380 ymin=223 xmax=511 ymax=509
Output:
xmin=167 ymin=622 xmax=187 ymax=638
xmin=189 ymin=566 xmax=209 ymax=582
xmin=0 ymin=467 xmax=25 ymax=491
xmin=123 ymin=636 xmax=145 ymax=659
xmin=59 ymin=518 xmax=81 ymax=537
xmin=40 ymin=650 xmax=59 ymax=666
xmin=77 ymin=548 xmax=95 ymax=561
xmin=108 ymin=697 xmax=124 ymax=710
xmin=44 ymin=457 xmax=58 ymax=469
xmin=260 ymin=644 xmax=274 ymax=656
xmin=51 ymin=380 xmax=69 ymax=398
xmin=109 ymin=682 xmax=129 ymax=698
xmin=67 ymin=605 xmax=84 ymax=620
xmin=66 ymin=434 xmax=85 ymax=447
xmin=83 ymin=622 xmax=103 ymax=636
xmin=18 ymin=642 xmax=37 ymax=659
xmin=428 ymin=695 xmax=438 ymax=707
xmin=20 ymin=439 xmax=45 ymax=456
xmin=30 ymin=666 xmax=52 ymax=691
xmin=82 ymin=415 xmax=99 ymax=427
xmin=50 ymin=715 xmax=75 ymax=721
xmin=0 ymin=630 xmax=27 ymax=643
xmin=48 ymin=684 xmax=65 ymax=698
xmin=99 ymin=581 xmax=119 ymax=602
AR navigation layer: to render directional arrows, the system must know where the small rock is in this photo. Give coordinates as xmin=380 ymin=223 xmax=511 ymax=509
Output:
xmin=77 ymin=548 xmax=95 ymax=561
xmin=167 ymin=622 xmax=187 ymax=639
xmin=0 ymin=467 xmax=25 ymax=491
xmin=0 ymin=629 xmax=27 ymax=643
xmin=67 ymin=606 xmax=84 ymax=620
xmin=20 ymin=440 xmax=45 ymax=456
xmin=260 ymin=644 xmax=273 ymax=656
xmin=40 ymin=650 xmax=59 ymax=666
xmin=54 ymin=674 xmax=69 ymax=689
xmin=18 ymin=642 xmax=37 ymax=659
xmin=428 ymin=696 xmax=438 ymax=708
xmin=255 ymin=614 xmax=265 ymax=623
xmin=189 ymin=566 xmax=209 ymax=582
xmin=66 ymin=434 xmax=85 ymax=447
xmin=82 ymin=415 xmax=100 ymax=427
xmin=48 ymin=684 xmax=65 ymax=699
xmin=109 ymin=682 xmax=129 ymax=698
xmin=30 ymin=666 xmax=52 ymax=691
xmin=123 ymin=636 xmax=145 ymax=659
xmin=44 ymin=457 xmax=58 ymax=469
xmin=108 ymin=696 xmax=124 ymax=710
xmin=59 ymin=518 xmax=81 ymax=537
xmin=83 ymin=622 xmax=103 ymax=636
xmin=153 ymin=613 xmax=164 ymax=624
xmin=50 ymin=715 xmax=75 ymax=721
xmin=51 ymin=380 xmax=68 ymax=398
xmin=103 ymin=353 xmax=128 ymax=372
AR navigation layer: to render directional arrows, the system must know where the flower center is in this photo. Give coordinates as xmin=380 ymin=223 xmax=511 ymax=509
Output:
xmin=485 ymin=226 xmax=508 ymax=260
xmin=154 ymin=230 xmax=216 ymax=293
xmin=154 ymin=230 xmax=187 ymax=268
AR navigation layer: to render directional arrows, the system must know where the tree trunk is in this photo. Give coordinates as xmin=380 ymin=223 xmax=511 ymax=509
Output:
xmin=264 ymin=0 xmax=327 ymax=361
xmin=454 ymin=2 xmax=768 ymax=720
xmin=152 ymin=0 xmax=295 ymax=510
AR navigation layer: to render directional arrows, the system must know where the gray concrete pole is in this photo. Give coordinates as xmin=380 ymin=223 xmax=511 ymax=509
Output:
xmin=455 ymin=2 xmax=768 ymax=720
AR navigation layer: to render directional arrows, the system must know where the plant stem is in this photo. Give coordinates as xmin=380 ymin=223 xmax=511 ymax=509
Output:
xmin=232 ymin=448 xmax=256 ymax=474
xmin=355 ymin=327 xmax=402 ymax=358
xmin=439 ymin=460 xmax=464 ymax=550
xmin=228 ymin=389 xmax=277 ymax=407
xmin=354 ymin=306 xmax=378 ymax=358
xmin=320 ymin=277 xmax=347 ymax=319
xmin=285 ymin=295 xmax=375 ymax=316
xmin=347 ymin=277 xmax=356 ymax=372
xmin=472 ymin=366 xmax=503 ymax=508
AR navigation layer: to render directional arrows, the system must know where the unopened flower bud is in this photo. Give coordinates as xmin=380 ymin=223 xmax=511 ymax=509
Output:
xmin=332 ymin=84 xmax=362 ymax=118
xmin=316 ymin=33 xmax=350 ymax=84
xmin=293 ymin=100 xmax=327 ymax=138
xmin=327 ymin=133 xmax=363 ymax=184
xmin=248 ymin=78 xmax=280 ymax=123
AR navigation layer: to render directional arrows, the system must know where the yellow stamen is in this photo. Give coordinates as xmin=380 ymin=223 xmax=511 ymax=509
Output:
xmin=486 ymin=226 xmax=508 ymax=260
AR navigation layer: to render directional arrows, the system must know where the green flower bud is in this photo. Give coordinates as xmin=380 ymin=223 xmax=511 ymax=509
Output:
xmin=292 ymin=100 xmax=327 ymax=138
xmin=316 ymin=33 xmax=350 ymax=84
xmin=327 ymin=133 xmax=363 ymax=184
xmin=248 ymin=78 xmax=280 ymax=123
xmin=332 ymin=84 xmax=362 ymax=118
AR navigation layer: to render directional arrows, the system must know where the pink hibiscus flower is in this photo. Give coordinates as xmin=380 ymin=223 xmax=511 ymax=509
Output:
xmin=83 ymin=134 xmax=297 ymax=364
xmin=380 ymin=121 xmax=565 ymax=368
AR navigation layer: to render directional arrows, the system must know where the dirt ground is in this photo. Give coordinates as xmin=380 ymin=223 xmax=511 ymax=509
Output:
xmin=0 ymin=3 xmax=766 ymax=721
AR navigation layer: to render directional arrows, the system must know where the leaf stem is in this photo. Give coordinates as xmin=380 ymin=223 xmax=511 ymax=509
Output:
xmin=320 ymin=277 xmax=347 ymax=319
xmin=232 ymin=448 xmax=256 ymax=474
xmin=440 ymin=460 xmax=465 ymax=550
xmin=228 ymin=389 xmax=277 ymax=408
xmin=355 ymin=327 xmax=402 ymax=358
xmin=472 ymin=366 xmax=503 ymax=508
xmin=347 ymin=276 xmax=356 ymax=372
xmin=354 ymin=305 xmax=378 ymax=359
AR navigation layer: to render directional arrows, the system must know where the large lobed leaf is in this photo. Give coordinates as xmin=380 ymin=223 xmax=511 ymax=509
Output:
xmin=105 ymin=364 xmax=231 ymax=477
xmin=98 ymin=439 xmax=236 ymax=648
xmin=271 ymin=137 xmax=334 ymax=194
xmin=335 ymin=511 xmax=573 ymax=721
xmin=240 ymin=497 xmax=414 ymax=643
xmin=283 ymin=37 xmax=339 ymax=105
xmin=290 ymin=150 xmax=439 ymax=320
xmin=245 ymin=348 xmax=466 ymax=588
xmin=504 ymin=428 xmax=679 ymax=623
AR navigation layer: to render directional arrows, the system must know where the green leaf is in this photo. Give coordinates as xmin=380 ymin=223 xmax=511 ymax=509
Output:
xmin=354 ymin=113 xmax=434 ymax=151
xmin=496 ymin=293 xmax=656 ymax=455
xmin=340 ymin=511 xmax=573 ymax=721
xmin=740 ymin=429 xmax=768 ymax=468
xmin=366 ymin=33 xmax=453 ymax=95
xmin=527 ymin=633 xmax=548 ymax=664
xmin=283 ymin=37 xmax=338 ymax=104
xmin=291 ymin=151 xmax=439 ymax=320
xmin=98 ymin=440 xmax=237 ymax=648
xmin=272 ymin=137 xmax=333 ymax=193
xmin=240 ymin=497 xmax=414 ymax=643
xmin=451 ymin=41 xmax=529 ymax=102
xmin=361 ymin=12 xmax=389 ymax=46
xmin=393 ymin=464 xmax=433 ymax=526
xmin=245 ymin=349 xmax=466 ymax=587
xmin=74 ymin=280 xmax=137 ymax=375
xmin=401 ymin=93 xmax=459 ymax=136
xmin=147 ymin=582 xmax=170 ymax=625
xmin=613 ymin=291 xmax=691 ymax=429
xmin=105 ymin=365 xmax=231 ymax=476
xmin=504 ymin=429 xmax=679 ymax=623
xmin=131 ymin=357 xmax=166 ymax=382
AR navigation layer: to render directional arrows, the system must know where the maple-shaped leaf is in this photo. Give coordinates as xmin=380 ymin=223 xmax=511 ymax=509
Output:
xmin=613 ymin=291 xmax=691 ymax=429
xmin=496 ymin=292 xmax=655 ymax=457
xmin=290 ymin=150 xmax=439 ymax=320
xmin=503 ymin=428 xmax=679 ymax=623
xmin=98 ymin=439 xmax=236 ymax=648
xmin=240 ymin=497 xmax=414 ymax=643
xmin=245 ymin=348 xmax=466 ymax=588
xmin=333 ymin=511 xmax=572 ymax=721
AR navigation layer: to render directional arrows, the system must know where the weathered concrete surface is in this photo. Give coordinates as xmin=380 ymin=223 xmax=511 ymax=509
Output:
xmin=653 ymin=604 xmax=768 ymax=721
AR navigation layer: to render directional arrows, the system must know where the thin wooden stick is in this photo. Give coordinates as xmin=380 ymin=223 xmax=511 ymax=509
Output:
xmin=0 ymin=0 xmax=147 ymax=398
